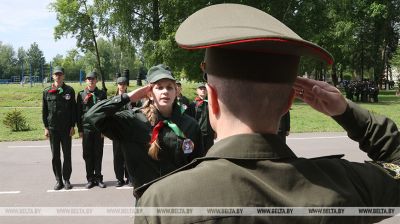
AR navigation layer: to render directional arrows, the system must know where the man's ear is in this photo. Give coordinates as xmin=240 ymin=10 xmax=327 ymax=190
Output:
xmin=206 ymin=84 xmax=219 ymax=115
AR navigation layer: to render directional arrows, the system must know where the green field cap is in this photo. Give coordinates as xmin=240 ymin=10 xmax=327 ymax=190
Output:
xmin=147 ymin=64 xmax=175 ymax=83
xmin=53 ymin=66 xmax=64 ymax=74
xmin=86 ymin=72 xmax=98 ymax=79
xmin=176 ymin=4 xmax=333 ymax=65
xmin=116 ymin=76 xmax=128 ymax=84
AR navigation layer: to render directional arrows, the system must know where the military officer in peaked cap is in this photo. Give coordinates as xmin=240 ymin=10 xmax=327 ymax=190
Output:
xmin=42 ymin=66 xmax=76 ymax=190
xmin=135 ymin=4 xmax=400 ymax=224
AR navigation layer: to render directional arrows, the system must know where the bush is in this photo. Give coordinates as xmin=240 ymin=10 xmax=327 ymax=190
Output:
xmin=2 ymin=109 xmax=30 ymax=131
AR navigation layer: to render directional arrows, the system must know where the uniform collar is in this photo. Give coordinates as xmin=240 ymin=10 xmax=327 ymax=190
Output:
xmin=134 ymin=133 xmax=297 ymax=196
xmin=85 ymin=86 xmax=98 ymax=93
xmin=205 ymin=133 xmax=297 ymax=160
xmin=157 ymin=103 xmax=183 ymax=122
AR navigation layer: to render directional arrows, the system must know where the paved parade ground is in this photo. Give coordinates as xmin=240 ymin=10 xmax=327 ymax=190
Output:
xmin=0 ymin=133 xmax=398 ymax=224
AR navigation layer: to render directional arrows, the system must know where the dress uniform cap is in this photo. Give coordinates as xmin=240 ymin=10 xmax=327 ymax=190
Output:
xmin=86 ymin=72 xmax=97 ymax=79
xmin=116 ymin=76 xmax=128 ymax=84
xmin=53 ymin=66 xmax=64 ymax=74
xmin=147 ymin=64 xmax=175 ymax=83
xmin=176 ymin=3 xmax=333 ymax=65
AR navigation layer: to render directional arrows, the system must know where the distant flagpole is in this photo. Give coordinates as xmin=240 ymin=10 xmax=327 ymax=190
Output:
xmin=30 ymin=63 xmax=33 ymax=87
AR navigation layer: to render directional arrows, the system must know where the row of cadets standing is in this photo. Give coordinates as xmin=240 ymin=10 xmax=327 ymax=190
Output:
xmin=43 ymin=68 xmax=108 ymax=190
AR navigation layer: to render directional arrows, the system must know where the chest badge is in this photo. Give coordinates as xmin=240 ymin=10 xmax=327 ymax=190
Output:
xmin=182 ymin=138 xmax=194 ymax=154
xmin=64 ymin=94 xmax=71 ymax=100
xmin=381 ymin=162 xmax=400 ymax=179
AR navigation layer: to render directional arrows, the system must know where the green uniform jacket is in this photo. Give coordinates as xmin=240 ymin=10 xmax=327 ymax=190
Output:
xmin=42 ymin=83 xmax=76 ymax=131
xmin=84 ymin=94 xmax=204 ymax=190
xmin=76 ymin=87 xmax=107 ymax=132
xmin=136 ymin=101 xmax=400 ymax=224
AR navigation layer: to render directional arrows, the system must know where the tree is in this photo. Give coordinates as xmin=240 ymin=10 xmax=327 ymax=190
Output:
xmin=26 ymin=42 xmax=45 ymax=78
xmin=17 ymin=47 xmax=27 ymax=80
xmin=50 ymin=0 xmax=107 ymax=92
xmin=50 ymin=0 xmax=400 ymax=84
xmin=0 ymin=42 xmax=18 ymax=79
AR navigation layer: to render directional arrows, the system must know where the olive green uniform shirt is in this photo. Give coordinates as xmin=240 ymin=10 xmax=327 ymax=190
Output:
xmin=84 ymin=94 xmax=204 ymax=190
xmin=136 ymin=101 xmax=400 ymax=224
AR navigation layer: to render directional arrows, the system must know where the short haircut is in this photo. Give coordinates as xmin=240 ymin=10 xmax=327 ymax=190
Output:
xmin=208 ymin=74 xmax=292 ymax=125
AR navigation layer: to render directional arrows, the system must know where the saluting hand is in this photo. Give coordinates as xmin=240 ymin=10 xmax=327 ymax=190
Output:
xmin=127 ymin=84 xmax=153 ymax=102
xmin=293 ymin=77 xmax=347 ymax=117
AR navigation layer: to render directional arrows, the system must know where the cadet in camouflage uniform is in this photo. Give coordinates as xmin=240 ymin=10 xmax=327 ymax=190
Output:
xmin=136 ymin=4 xmax=400 ymax=224
xmin=42 ymin=66 xmax=76 ymax=190
xmin=84 ymin=65 xmax=204 ymax=196
xmin=186 ymin=83 xmax=215 ymax=152
xmin=77 ymin=71 xmax=107 ymax=189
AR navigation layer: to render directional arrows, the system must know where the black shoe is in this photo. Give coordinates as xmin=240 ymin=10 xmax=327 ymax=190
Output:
xmin=64 ymin=180 xmax=72 ymax=190
xmin=98 ymin=181 xmax=106 ymax=188
xmin=85 ymin=181 xmax=96 ymax=189
xmin=54 ymin=181 xmax=64 ymax=190
xmin=126 ymin=179 xmax=133 ymax=187
xmin=116 ymin=180 xmax=124 ymax=187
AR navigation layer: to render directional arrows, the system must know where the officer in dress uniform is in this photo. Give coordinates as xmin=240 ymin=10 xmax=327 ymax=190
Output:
xmin=42 ymin=66 xmax=76 ymax=190
xmin=136 ymin=4 xmax=400 ymax=224
xmin=77 ymin=71 xmax=107 ymax=189
xmin=84 ymin=65 xmax=204 ymax=196
xmin=186 ymin=83 xmax=215 ymax=152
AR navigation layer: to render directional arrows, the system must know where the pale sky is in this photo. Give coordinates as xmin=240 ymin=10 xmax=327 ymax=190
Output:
xmin=0 ymin=0 xmax=76 ymax=62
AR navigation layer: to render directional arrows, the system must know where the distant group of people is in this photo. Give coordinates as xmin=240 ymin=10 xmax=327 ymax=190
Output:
xmin=343 ymin=80 xmax=379 ymax=103
xmin=42 ymin=67 xmax=112 ymax=190
xmin=42 ymin=65 xmax=218 ymax=191
xmin=41 ymin=3 xmax=400 ymax=223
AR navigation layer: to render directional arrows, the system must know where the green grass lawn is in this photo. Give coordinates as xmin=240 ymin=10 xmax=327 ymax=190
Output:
xmin=0 ymin=81 xmax=399 ymax=141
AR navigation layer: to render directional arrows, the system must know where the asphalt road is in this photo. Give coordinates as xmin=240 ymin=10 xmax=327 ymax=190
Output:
xmin=0 ymin=133 xmax=398 ymax=224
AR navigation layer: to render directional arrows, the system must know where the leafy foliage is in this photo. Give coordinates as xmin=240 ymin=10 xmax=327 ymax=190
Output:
xmin=26 ymin=42 xmax=45 ymax=77
xmin=0 ymin=42 xmax=18 ymax=79
xmin=3 ymin=109 xmax=30 ymax=132
xmin=1 ymin=1 xmax=400 ymax=85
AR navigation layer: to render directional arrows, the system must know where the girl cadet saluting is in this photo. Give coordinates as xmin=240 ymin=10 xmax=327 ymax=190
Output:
xmin=84 ymin=64 xmax=204 ymax=195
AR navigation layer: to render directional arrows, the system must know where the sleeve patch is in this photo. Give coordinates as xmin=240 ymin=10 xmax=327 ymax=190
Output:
xmin=373 ymin=162 xmax=400 ymax=179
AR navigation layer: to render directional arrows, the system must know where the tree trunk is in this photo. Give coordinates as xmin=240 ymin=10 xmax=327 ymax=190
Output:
xmin=151 ymin=0 xmax=161 ymax=41
xmin=83 ymin=0 xmax=107 ymax=93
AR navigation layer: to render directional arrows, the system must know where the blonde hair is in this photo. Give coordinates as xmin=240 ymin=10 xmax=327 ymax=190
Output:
xmin=141 ymin=99 xmax=161 ymax=160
